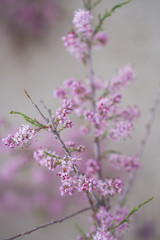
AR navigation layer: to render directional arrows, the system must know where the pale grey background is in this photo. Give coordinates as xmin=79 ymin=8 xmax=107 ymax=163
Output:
xmin=0 ymin=0 xmax=160 ymax=239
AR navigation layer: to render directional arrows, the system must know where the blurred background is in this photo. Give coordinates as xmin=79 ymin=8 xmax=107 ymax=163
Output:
xmin=0 ymin=0 xmax=160 ymax=239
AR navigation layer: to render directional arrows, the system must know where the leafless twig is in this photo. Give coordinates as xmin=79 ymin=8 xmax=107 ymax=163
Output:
xmin=116 ymin=84 xmax=160 ymax=208
xmin=24 ymin=90 xmax=49 ymax=123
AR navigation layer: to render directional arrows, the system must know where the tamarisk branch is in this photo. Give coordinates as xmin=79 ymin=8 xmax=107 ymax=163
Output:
xmin=3 ymin=207 xmax=91 ymax=240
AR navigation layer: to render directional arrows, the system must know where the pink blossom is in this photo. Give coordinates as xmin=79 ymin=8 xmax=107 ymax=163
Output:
xmin=97 ymin=177 xmax=124 ymax=197
xmin=76 ymin=145 xmax=85 ymax=152
xmin=93 ymin=228 xmax=115 ymax=240
xmin=86 ymin=159 xmax=100 ymax=177
xmin=77 ymin=175 xmax=97 ymax=192
xmin=109 ymin=154 xmax=140 ymax=172
xmin=71 ymin=81 xmax=86 ymax=96
xmin=2 ymin=124 xmax=37 ymax=148
xmin=65 ymin=141 xmax=75 ymax=149
xmin=62 ymin=32 xmax=88 ymax=61
xmin=64 ymin=78 xmax=74 ymax=88
xmin=62 ymin=99 xmax=73 ymax=114
xmin=109 ymin=121 xmax=133 ymax=140
xmin=84 ymin=110 xmax=94 ymax=123
xmin=109 ymin=65 xmax=134 ymax=92
xmin=60 ymin=176 xmax=77 ymax=196
xmin=63 ymin=120 xmax=73 ymax=128
xmin=56 ymin=107 xmax=68 ymax=124
xmin=55 ymin=99 xmax=73 ymax=128
xmin=34 ymin=148 xmax=60 ymax=171
xmin=93 ymin=31 xmax=108 ymax=48
xmin=118 ymin=105 xmax=140 ymax=121
xmin=96 ymin=97 xmax=111 ymax=116
xmin=54 ymin=87 xmax=66 ymax=99
xmin=73 ymin=9 xmax=93 ymax=39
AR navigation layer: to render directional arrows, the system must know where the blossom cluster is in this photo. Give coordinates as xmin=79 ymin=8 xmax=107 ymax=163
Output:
xmin=0 ymin=122 xmax=86 ymax=216
xmin=34 ymin=148 xmax=60 ymax=171
xmin=108 ymin=154 xmax=140 ymax=172
xmin=33 ymin=145 xmax=124 ymax=198
xmin=54 ymin=99 xmax=74 ymax=129
xmin=62 ymin=9 xmax=108 ymax=61
xmin=2 ymin=124 xmax=36 ymax=148
xmin=54 ymin=65 xmax=139 ymax=138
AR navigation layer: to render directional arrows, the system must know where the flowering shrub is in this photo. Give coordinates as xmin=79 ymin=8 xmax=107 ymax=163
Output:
xmin=2 ymin=1 xmax=158 ymax=240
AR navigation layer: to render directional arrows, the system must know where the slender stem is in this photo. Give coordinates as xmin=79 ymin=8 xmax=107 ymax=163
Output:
xmin=87 ymin=44 xmax=102 ymax=179
xmin=51 ymin=124 xmax=80 ymax=174
xmin=116 ymin=84 xmax=160 ymax=208
xmin=24 ymin=90 xmax=49 ymax=123
xmin=3 ymin=207 xmax=91 ymax=240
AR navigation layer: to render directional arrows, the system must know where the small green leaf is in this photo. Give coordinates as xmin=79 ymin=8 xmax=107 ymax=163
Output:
xmin=43 ymin=151 xmax=61 ymax=160
xmin=94 ymin=0 xmax=132 ymax=34
xmin=34 ymin=118 xmax=41 ymax=124
xmin=9 ymin=111 xmax=43 ymax=128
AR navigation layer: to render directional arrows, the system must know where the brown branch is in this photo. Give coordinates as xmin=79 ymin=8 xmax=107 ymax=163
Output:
xmin=116 ymin=84 xmax=160 ymax=208
xmin=24 ymin=90 xmax=49 ymax=123
xmin=3 ymin=207 xmax=91 ymax=240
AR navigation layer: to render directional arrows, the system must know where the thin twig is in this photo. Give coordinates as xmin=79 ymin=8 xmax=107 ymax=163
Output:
xmin=3 ymin=207 xmax=91 ymax=240
xmin=24 ymin=90 xmax=49 ymax=123
xmin=109 ymin=197 xmax=153 ymax=233
xmin=116 ymin=84 xmax=160 ymax=208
